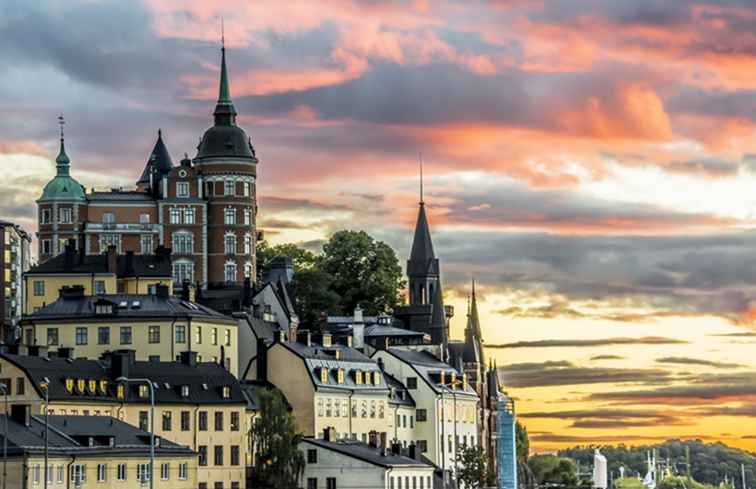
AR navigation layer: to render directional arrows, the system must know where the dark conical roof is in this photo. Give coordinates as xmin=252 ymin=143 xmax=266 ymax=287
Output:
xmin=407 ymin=203 xmax=438 ymax=276
xmin=137 ymin=130 xmax=174 ymax=185
xmin=463 ymin=279 xmax=485 ymax=365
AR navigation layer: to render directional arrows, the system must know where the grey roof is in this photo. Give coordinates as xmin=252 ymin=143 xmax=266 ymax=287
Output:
xmin=365 ymin=324 xmax=426 ymax=339
xmin=0 ymin=415 xmax=193 ymax=457
xmin=407 ymin=203 xmax=438 ymax=277
xmin=87 ymin=191 xmax=155 ymax=201
xmin=26 ymin=250 xmax=171 ymax=278
xmin=281 ymin=341 xmax=388 ymax=393
xmin=1 ymin=352 xmax=246 ymax=405
xmin=384 ymin=372 xmax=415 ymax=407
xmin=302 ymin=438 xmax=432 ymax=468
xmin=137 ymin=130 xmax=174 ymax=185
xmin=23 ymin=293 xmax=234 ymax=323
xmin=239 ymin=380 xmax=289 ymax=411
xmin=381 ymin=348 xmax=478 ymax=398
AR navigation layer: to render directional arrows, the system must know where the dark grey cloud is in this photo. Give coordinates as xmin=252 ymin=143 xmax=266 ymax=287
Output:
xmin=521 ymin=407 xmax=690 ymax=429
xmin=667 ymin=86 xmax=756 ymax=123
xmin=497 ymin=360 xmax=673 ymax=388
xmin=656 ymin=357 xmax=745 ymax=369
xmin=489 ymin=337 xmax=688 ymax=349
xmin=590 ymin=355 xmax=626 ymax=361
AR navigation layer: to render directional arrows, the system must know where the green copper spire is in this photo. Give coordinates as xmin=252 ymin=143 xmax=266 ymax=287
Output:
xmin=213 ymin=39 xmax=237 ymax=126
xmin=55 ymin=115 xmax=70 ymax=175
xmin=38 ymin=115 xmax=86 ymax=203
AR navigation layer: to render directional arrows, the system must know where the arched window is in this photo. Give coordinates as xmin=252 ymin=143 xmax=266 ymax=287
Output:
xmin=224 ymin=233 xmax=236 ymax=255
xmin=172 ymin=260 xmax=193 ymax=285
xmin=244 ymin=262 xmax=253 ymax=278
xmin=244 ymin=233 xmax=252 ymax=255
xmin=172 ymin=231 xmax=194 ymax=255
xmin=224 ymin=261 xmax=237 ymax=283
xmin=224 ymin=208 xmax=236 ymax=225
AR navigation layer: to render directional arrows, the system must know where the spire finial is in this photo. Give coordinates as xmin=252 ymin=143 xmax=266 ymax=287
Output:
xmin=158 ymin=128 xmax=162 ymax=138
xmin=221 ymin=16 xmax=225 ymax=48
xmin=55 ymin=114 xmax=71 ymax=174
xmin=58 ymin=114 xmax=65 ymax=140
xmin=419 ymin=152 xmax=424 ymax=205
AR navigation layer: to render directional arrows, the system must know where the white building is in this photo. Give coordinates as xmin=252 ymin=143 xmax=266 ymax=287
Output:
xmin=300 ymin=429 xmax=435 ymax=489
xmin=0 ymin=221 xmax=31 ymax=342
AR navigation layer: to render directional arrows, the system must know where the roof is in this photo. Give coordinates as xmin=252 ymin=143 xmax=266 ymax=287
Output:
xmin=381 ymin=348 xmax=478 ymax=398
xmin=384 ymin=372 xmax=415 ymax=407
xmin=281 ymin=341 xmax=389 ymax=393
xmin=365 ymin=324 xmax=426 ymax=339
xmin=0 ymin=415 xmax=193 ymax=457
xmin=26 ymin=250 xmax=171 ymax=278
xmin=137 ymin=129 xmax=174 ymax=185
xmin=239 ymin=380 xmax=289 ymax=411
xmin=1 ymin=352 xmax=246 ymax=405
xmin=301 ymin=438 xmax=433 ymax=469
xmin=38 ymin=137 xmax=87 ymax=203
xmin=87 ymin=191 xmax=155 ymax=201
xmin=407 ymin=203 xmax=438 ymax=277
xmin=23 ymin=293 xmax=234 ymax=323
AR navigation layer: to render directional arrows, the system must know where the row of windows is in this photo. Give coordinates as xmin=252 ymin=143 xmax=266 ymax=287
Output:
xmin=197 ymin=445 xmax=241 ymax=466
xmin=317 ymin=368 xmax=381 ymax=386
xmin=316 ymin=398 xmax=386 ymax=419
xmin=205 ymin=180 xmax=252 ymax=198
xmin=388 ymin=475 xmax=433 ymax=489
xmin=306 ymin=477 xmax=337 ymax=489
xmin=139 ymin=410 xmax=240 ymax=432
xmin=0 ymin=377 xmax=24 ymax=396
xmin=33 ymin=462 xmax=190 ymax=485
xmin=223 ymin=233 xmax=254 ymax=255
xmin=43 ymin=325 xmax=232 ymax=347
xmin=40 ymin=208 xmax=74 ymax=225
xmin=169 ymin=207 xmax=196 ymax=224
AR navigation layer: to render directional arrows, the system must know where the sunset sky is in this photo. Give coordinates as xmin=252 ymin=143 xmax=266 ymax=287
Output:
xmin=3 ymin=0 xmax=756 ymax=452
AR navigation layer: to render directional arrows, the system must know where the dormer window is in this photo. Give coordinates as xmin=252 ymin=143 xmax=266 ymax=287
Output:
xmin=355 ymin=370 xmax=363 ymax=385
xmin=181 ymin=385 xmax=189 ymax=397
xmin=336 ymin=369 xmax=344 ymax=384
xmin=373 ymin=372 xmax=381 ymax=386
xmin=98 ymin=380 xmax=108 ymax=395
xmin=95 ymin=304 xmax=113 ymax=315
xmin=440 ymin=371 xmax=446 ymax=385
xmin=176 ymin=182 xmax=189 ymax=198
xmin=222 ymin=386 xmax=231 ymax=399
xmin=138 ymin=385 xmax=148 ymax=398
xmin=116 ymin=384 xmax=125 ymax=399
xmin=320 ymin=368 xmax=328 ymax=384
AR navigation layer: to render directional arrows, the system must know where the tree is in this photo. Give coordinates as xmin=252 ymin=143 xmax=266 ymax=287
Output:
xmin=528 ymin=455 xmax=580 ymax=488
xmin=319 ymin=230 xmax=405 ymax=315
xmin=456 ymin=444 xmax=489 ymax=489
xmin=249 ymin=389 xmax=305 ymax=489
xmin=290 ymin=268 xmax=342 ymax=327
xmin=257 ymin=241 xmax=317 ymax=272
xmin=516 ymin=422 xmax=530 ymax=462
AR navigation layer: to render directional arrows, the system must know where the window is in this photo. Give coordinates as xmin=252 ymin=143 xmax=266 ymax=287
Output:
xmin=327 ymin=478 xmax=337 ymax=489
xmin=139 ymin=384 xmax=149 ymax=398
xmin=198 ymin=445 xmax=208 ymax=466
xmin=139 ymin=213 xmax=150 ymax=224
xmin=60 ymin=208 xmax=72 ymax=224
xmin=417 ymin=440 xmax=427 ymax=453
xmin=181 ymin=385 xmax=190 ymax=397
xmin=320 ymin=368 xmax=328 ymax=384
xmin=41 ymin=209 xmax=51 ymax=224
xmin=33 ymin=280 xmax=45 ymax=296
xmin=224 ymin=208 xmax=236 ymax=225
xmin=184 ymin=207 xmax=196 ymax=224
xmin=307 ymin=478 xmax=317 ymax=489
xmin=94 ymin=280 xmax=106 ymax=295
xmin=373 ymin=372 xmax=381 ymax=385
xmin=317 ymin=398 xmax=324 ymax=417
xmin=172 ymin=232 xmax=194 ymax=254
xmin=178 ymin=463 xmax=188 ymax=480
xmin=407 ymin=377 xmax=418 ymax=390
xmin=416 ymin=409 xmax=427 ymax=422
xmin=172 ymin=261 xmax=194 ymax=285
xmin=42 ymin=240 xmax=51 ymax=255
xmin=97 ymin=464 xmax=107 ymax=482
xmin=99 ymin=234 xmax=120 ymax=253
xmin=148 ymin=325 xmax=160 ymax=343
xmin=137 ymin=464 xmax=151 ymax=484
xmin=337 ymin=369 xmax=344 ymax=384
xmin=24 ymin=329 xmax=33 ymax=346
xmin=72 ymin=464 xmax=86 ymax=485
xmin=97 ymin=326 xmax=110 ymax=344
xmin=224 ymin=329 xmax=231 ymax=346
xmin=161 ymin=463 xmax=169 ymax=480
xmin=169 ymin=208 xmax=182 ymax=224
xmin=244 ymin=208 xmax=251 ymax=225
xmin=224 ymin=180 xmax=235 ymax=195
xmin=117 ymin=464 xmax=127 ymax=481
xmin=32 ymin=464 xmax=40 ymax=484
xmin=230 ymin=411 xmax=240 ymax=431
xmin=102 ymin=212 xmax=115 ymax=224
xmin=139 ymin=411 xmax=149 ymax=431
xmin=175 ymin=325 xmax=186 ymax=343
xmin=47 ymin=328 xmax=58 ymax=346
xmin=326 ymin=399 xmax=332 ymax=417
xmin=75 ymin=327 xmax=87 ymax=345
xmin=46 ymin=465 xmax=53 ymax=484
xmin=177 ymin=182 xmax=189 ymax=197
xmin=242 ymin=181 xmax=250 ymax=197
xmin=162 ymin=411 xmax=172 ymax=431
xmin=211 ymin=328 xmax=218 ymax=345
xmin=355 ymin=370 xmax=363 ymax=384
xmin=307 ymin=449 xmax=317 ymax=463
xmin=244 ymin=234 xmax=252 ymax=255
xmin=140 ymin=234 xmax=153 ymax=254
xmin=199 ymin=411 xmax=208 ymax=431
xmin=214 ymin=445 xmax=224 ymax=465
xmin=244 ymin=262 xmax=253 ymax=278
xmin=57 ymin=466 xmax=64 ymax=483
xmin=15 ymin=377 xmax=24 ymax=395
xmin=231 ymin=445 xmax=240 ymax=466
xmin=224 ymin=234 xmax=236 ymax=255
xmin=214 ymin=411 xmax=223 ymax=431
xmin=224 ymin=262 xmax=236 ymax=282
xmin=120 ymin=326 xmax=132 ymax=344
xmin=181 ymin=411 xmax=190 ymax=431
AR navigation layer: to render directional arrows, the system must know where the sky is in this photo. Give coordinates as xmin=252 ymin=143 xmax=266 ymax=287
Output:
xmin=3 ymin=0 xmax=756 ymax=454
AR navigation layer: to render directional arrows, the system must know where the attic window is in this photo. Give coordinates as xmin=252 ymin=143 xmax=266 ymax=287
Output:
xmin=355 ymin=370 xmax=363 ymax=385
xmin=138 ymin=384 xmax=148 ymax=398
xmin=372 ymin=372 xmax=381 ymax=386
xmin=222 ymin=386 xmax=231 ymax=399
xmin=319 ymin=368 xmax=328 ymax=384
xmin=201 ymin=383 xmax=209 ymax=391
xmin=95 ymin=304 xmax=113 ymax=315
xmin=163 ymin=382 xmax=170 ymax=390
xmin=334 ymin=350 xmax=341 ymax=360
xmin=116 ymin=384 xmax=125 ymax=399
xmin=118 ymin=301 xmax=128 ymax=308
xmin=132 ymin=301 xmax=141 ymax=309
xmin=181 ymin=385 xmax=189 ymax=397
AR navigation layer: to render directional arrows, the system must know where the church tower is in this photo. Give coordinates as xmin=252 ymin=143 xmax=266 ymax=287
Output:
xmin=194 ymin=41 xmax=258 ymax=284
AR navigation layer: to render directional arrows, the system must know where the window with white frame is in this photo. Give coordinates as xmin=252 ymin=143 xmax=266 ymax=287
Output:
xmin=56 ymin=466 xmax=64 ymax=483
xmin=102 ymin=212 xmax=115 ymax=224
xmin=137 ymin=464 xmax=151 ymax=483
xmin=224 ymin=180 xmax=235 ymax=195
xmin=244 ymin=262 xmax=253 ymax=278
xmin=176 ymin=182 xmax=189 ymax=197
xmin=97 ymin=464 xmax=107 ymax=482
xmin=99 ymin=234 xmax=120 ymax=253
xmin=169 ymin=207 xmax=182 ymax=224
xmin=117 ymin=464 xmax=126 ymax=481
xmin=224 ymin=208 xmax=236 ymax=225
xmin=224 ymin=262 xmax=237 ymax=283
xmin=224 ymin=234 xmax=236 ymax=255
xmin=184 ymin=207 xmax=196 ymax=224
xmin=72 ymin=464 xmax=86 ymax=485
xmin=244 ymin=208 xmax=251 ymax=225
xmin=243 ymin=233 xmax=253 ymax=255
xmin=178 ymin=463 xmax=188 ymax=480
xmin=32 ymin=465 xmax=40 ymax=484
xmin=161 ymin=463 xmax=169 ymax=480
xmin=140 ymin=234 xmax=153 ymax=255
xmin=60 ymin=208 xmax=72 ymax=224
xmin=172 ymin=232 xmax=193 ymax=255
xmin=243 ymin=182 xmax=250 ymax=197
xmin=139 ymin=213 xmax=150 ymax=224
xmin=172 ymin=261 xmax=193 ymax=285
xmin=41 ymin=209 xmax=51 ymax=224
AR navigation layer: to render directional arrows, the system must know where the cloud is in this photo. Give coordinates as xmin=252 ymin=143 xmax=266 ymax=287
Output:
xmin=497 ymin=360 xmax=673 ymax=388
xmin=590 ymin=355 xmax=626 ymax=361
xmin=655 ymin=357 xmax=745 ymax=369
xmin=489 ymin=337 xmax=688 ymax=349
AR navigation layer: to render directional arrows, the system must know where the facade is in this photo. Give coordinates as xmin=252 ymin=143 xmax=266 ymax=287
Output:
xmin=0 ymin=410 xmax=196 ymax=489
xmin=372 ymin=348 xmax=479 ymax=478
xmin=19 ymin=285 xmax=239 ymax=375
xmin=37 ymin=45 xmax=258 ymax=289
xmin=300 ymin=429 xmax=435 ymax=489
xmin=0 ymin=221 xmax=31 ymax=341
xmin=24 ymin=239 xmax=172 ymax=314
xmin=0 ymin=348 xmax=246 ymax=489
xmin=497 ymin=396 xmax=517 ymax=489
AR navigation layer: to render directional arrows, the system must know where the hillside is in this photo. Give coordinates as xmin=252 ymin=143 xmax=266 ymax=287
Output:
xmin=559 ymin=440 xmax=755 ymax=487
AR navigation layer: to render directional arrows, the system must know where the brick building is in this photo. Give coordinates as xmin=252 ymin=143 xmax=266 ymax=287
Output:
xmin=37 ymin=44 xmax=258 ymax=289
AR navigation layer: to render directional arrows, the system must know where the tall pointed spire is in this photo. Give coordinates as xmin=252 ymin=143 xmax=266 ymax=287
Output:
xmin=408 ymin=157 xmax=436 ymax=275
xmin=218 ymin=30 xmax=231 ymax=105
xmin=469 ymin=278 xmax=483 ymax=339
xmin=213 ymin=25 xmax=237 ymax=126
xmin=55 ymin=115 xmax=70 ymax=176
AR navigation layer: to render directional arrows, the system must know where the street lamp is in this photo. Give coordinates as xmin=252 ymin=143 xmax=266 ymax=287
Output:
xmin=40 ymin=378 xmax=50 ymax=489
xmin=117 ymin=377 xmax=155 ymax=489
xmin=0 ymin=383 xmax=7 ymax=489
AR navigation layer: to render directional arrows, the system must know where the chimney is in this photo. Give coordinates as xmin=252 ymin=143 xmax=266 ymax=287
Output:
xmin=368 ymin=430 xmax=378 ymax=448
xmin=377 ymin=357 xmax=385 ymax=372
xmin=353 ymin=306 xmax=364 ymax=324
xmin=391 ymin=441 xmax=401 ymax=456
xmin=242 ymin=277 xmax=252 ymax=307
xmin=59 ymin=285 xmax=85 ymax=300
xmin=106 ymin=245 xmax=118 ymax=273
xmin=180 ymin=282 xmax=190 ymax=301
xmin=27 ymin=345 xmax=47 ymax=358
xmin=408 ymin=442 xmax=417 ymax=460
xmin=64 ymin=239 xmax=76 ymax=269
xmin=323 ymin=426 xmax=336 ymax=442
xmin=57 ymin=347 xmax=74 ymax=359
xmin=110 ymin=350 xmax=135 ymax=380
xmin=275 ymin=330 xmax=286 ymax=344
xmin=124 ymin=250 xmax=135 ymax=275
xmin=10 ymin=404 xmax=31 ymax=427
xmin=352 ymin=323 xmax=364 ymax=350
xmin=179 ymin=351 xmax=197 ymax=367
xmin=256 ymin=338 xmax=268 ymax=381
xmin=155 ymin=284 xmax=170 ymax=299
xmin=297 ymin=330 xmax=311 ymax=347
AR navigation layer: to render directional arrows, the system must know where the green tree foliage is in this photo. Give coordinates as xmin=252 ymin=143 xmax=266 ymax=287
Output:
xmin=249 ymin=389 xmax=305 ymax=489
xmin=455 ymin=444 xmax=489 ymax=489
xmin=516 ymin=422 xmax=530 ymax=462
xmin=559 ymin=440 xmax=755 ymax=487
xmin=256 ymin=231 xmax=406 ymax=327
xmin=614 ymin=478 xmax=647 ymax=489
xmin=528 ymin=455 xmax=580 ymax=488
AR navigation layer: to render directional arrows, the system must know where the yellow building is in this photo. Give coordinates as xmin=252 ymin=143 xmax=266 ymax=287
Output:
xmin=24 ymin=241 xmax=173 ymax=314
xmin=19 ymin=284 xmax=239 ymax=375
xmin=0 ymin=348 xmax=248 ymax=489
xmin=0 ymin=407 xmax=196 ymax=489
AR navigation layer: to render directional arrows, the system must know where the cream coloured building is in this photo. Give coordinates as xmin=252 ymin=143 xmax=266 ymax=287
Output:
xmin=19 ymin=284 xmax=238 ymax=375
xmin=0 ymin=348 xmax=247 ymax=489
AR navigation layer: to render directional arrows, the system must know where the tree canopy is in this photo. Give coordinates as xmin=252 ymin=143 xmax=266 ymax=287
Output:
xmin=455 ymin=444 xmax=489 ymax=488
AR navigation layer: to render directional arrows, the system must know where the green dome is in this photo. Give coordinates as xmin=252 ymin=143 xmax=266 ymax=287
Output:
xmin=38 ymin=137 xmax=86 ymax=203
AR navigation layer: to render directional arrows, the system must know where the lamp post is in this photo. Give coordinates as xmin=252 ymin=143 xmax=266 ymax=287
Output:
xmin=0 ymin=383 xmax=7 ymax=489
xmin=40 ymin=378 xmax=50 ymax=489
xmin=117 ymin=377 xmax=154 ymax=489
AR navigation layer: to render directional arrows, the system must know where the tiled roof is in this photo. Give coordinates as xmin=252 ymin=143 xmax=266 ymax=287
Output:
xmin=302 ymin=438 xmax=432 ymax=468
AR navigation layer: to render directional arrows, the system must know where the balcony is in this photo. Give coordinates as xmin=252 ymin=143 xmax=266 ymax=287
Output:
xmin=85 ymin=223 xmax=159 ymax=234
